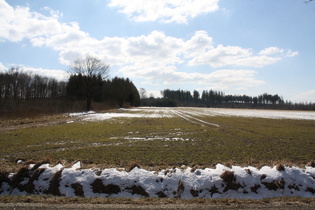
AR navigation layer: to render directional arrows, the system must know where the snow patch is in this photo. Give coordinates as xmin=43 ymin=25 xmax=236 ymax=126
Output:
xmin=202 ymin=108 xmax=315 ymax=120
xmin=68 ymin=108 xmax=174 ymax=122
xmin=68 ymin=108 xmax=315 ymax=123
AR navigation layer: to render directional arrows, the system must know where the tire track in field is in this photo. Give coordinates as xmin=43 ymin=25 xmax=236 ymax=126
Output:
xmin=172 ymin=110 xmax=220 ymax=127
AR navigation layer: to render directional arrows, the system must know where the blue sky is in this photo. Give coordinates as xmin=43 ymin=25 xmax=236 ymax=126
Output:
xmin=0 ymin=0 xmax=314 ymax=102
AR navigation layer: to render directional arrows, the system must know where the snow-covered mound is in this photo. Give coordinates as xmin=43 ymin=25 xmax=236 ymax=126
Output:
xmin=1 ymin=162 xmax=315 ymax=199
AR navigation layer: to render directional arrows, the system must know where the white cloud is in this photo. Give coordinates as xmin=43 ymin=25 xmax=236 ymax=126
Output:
xmin=108 ymin=0 xmax=219 ymax=23
xmin=184 ymin=30 xmax=213 ymax=57
xmin=259 ymin=47 xmax=299 ymax=58
xmin=188 ymin=45 xmax=252 ymax=68
xmin=291 ymin=90 xmax=315 ymax=103
xmin=259 ymin=47 xmax=284 ymax=55
xmin=285 ymin=50 xmax=299 ymax=57
xmin=0 ymin=0 xmax=66 ymax=42
xmin=119 ymin=62 xmax=265 ymax=90
xmin=36 ymin=23 xmax=89 ymax=50
xmin=22 ymin=67 xmax=69 ymax=81
xmin=125 ymin=30 xmax=184 ymax=64
xmin=0 ymin=62 xmax=7 ymax=72
xmin=188 ymin=44 xmax=297 ymax=68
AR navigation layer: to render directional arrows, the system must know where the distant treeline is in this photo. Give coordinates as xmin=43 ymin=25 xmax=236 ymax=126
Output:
xmin=0 ymin=67 xmax=140 ymax=117
xmin=1 ymin=67 xmax=314 ymax=118
xmin=141 ymin=89 xmax=315 ymax=110
xmin=0 ymin=68 xmax=67 ymax=100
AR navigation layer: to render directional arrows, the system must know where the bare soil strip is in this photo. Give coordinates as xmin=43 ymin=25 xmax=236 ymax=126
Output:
xmin=1 ymin=198 xmax=315 ymax=209
xmin=0 ymin=114 xmax=78 ymax=133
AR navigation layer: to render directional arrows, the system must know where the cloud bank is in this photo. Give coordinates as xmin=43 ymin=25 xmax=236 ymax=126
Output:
xmin=0 ymin=0 xmax=298 ymax=91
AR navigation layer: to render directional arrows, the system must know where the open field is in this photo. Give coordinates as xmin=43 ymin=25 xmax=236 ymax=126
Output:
xmin=1 ymin=107 xmax=315 ymax=169
xmin=1 ymin=107 xmax=315 ymax=201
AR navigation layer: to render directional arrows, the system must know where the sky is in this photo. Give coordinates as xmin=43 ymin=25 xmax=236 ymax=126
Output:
xmin=0 ymin=0 xmax=314 ymax=102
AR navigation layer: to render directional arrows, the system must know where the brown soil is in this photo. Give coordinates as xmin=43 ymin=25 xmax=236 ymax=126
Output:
xmin=0 ymin=197 xmax=315 ymax=209
xmin=0 ymin=114 xmax=79 ymax=133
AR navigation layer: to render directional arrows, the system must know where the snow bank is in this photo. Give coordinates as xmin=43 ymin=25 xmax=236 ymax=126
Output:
xmin=1 ymin=162 xmax=315 ymax=199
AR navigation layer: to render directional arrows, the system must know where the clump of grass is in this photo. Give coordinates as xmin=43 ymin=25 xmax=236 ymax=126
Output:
xmin=10 ymin=166 xmax=31 ymax=189
xmin=306 ymin=161 xmax=315 ymax=167
xmin=47 ymin=170 xmax=63 ymax=196
xmin=276 ymin=164 xmax=285 ymax=171
xmin=30 ymin=159 xmax=51 ymax=171
xmin=126 ymin=162 xmax=141 ymax=172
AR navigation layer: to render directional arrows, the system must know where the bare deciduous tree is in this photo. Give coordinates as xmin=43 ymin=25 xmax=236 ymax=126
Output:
xmin=69 ymin=56 xmax=110 ymax=78
xmin=139 ymin=88 xmax=147 ymax=99
xmin=69 ymin=56 xmax=110 ymax=111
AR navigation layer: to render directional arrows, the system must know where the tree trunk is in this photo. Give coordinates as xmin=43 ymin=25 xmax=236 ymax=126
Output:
xmin=87 ymin=95 xmax=91 ymax=111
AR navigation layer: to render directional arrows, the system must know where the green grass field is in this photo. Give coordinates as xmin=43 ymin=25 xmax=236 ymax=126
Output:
xmin=1 ymin=108 xmax=314 ymax=170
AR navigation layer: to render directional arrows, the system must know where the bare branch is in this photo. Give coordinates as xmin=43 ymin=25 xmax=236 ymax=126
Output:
xmin=69 ymin=56 xmax=110 ymax=78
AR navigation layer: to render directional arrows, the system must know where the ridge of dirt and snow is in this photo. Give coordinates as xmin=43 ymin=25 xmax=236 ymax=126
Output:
xmin=1 ymin=162 xmax=315 ymax=199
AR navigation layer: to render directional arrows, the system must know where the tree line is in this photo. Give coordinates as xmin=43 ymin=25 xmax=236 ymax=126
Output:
xmin=160 ymin=89 xmax=284 ymax=106
xmin=142 ymin=89 xmax=315 ymax=110
xmin=0 ymin=67 xmax=66 ymax=100
xmin=1 ymin=55 xmax=314 ymax=118
xmin=0 ymin=63 xmax=140 ymax=118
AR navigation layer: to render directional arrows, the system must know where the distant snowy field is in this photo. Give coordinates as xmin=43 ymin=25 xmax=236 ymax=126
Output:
xmin=205 ymin=108 xmax=315 ymax=120
xmin=69 ymin=107 xmax=315 ymax=121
